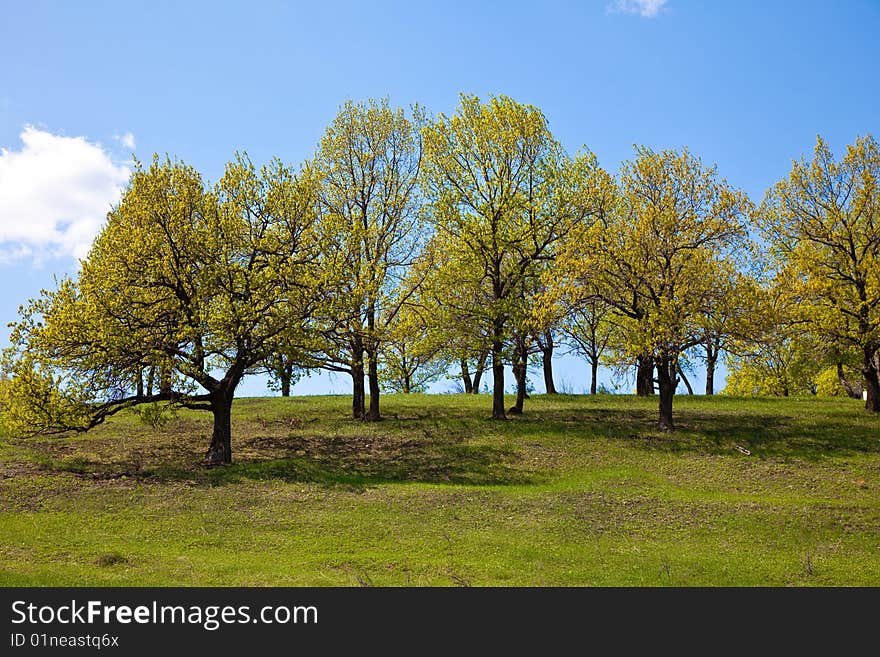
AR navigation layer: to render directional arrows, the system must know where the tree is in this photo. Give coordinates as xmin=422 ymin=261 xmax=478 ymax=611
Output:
xmin=265 ymin=353 xmax=302 ymax=397
xmin=723 ymin=334 xmax=820 ymax=397
xmin=378 ymin=299 xmax=448 ymax=394
xmin=1 ymin=155 xmax=322 ymax=464
xmin=723 ymin=273 xmax=821 ymax=397
xmin=690 ymin=258 xmax=759 ymax=395
xmin=309 ymin=99 xmax=424 ymax=421
xmin=421 ymin=94 xmax=607 ymax=419
xmin=458 ymin=348 xmax=490 ymax=394
xmin=560 ymin=299 xmax=615 ymax=395
xmin=553 ymin=147 xmax=751 ymax=430
xmin=760 ymin=135 xmax=880 ymax=412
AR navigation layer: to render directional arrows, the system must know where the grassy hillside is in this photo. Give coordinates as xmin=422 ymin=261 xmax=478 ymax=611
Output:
xmin=1 ymin=393 xmax=878 ymax=586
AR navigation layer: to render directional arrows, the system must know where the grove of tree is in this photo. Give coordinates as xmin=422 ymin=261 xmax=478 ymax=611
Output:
xmin=1 ymin=95 xmax=877 ymax=465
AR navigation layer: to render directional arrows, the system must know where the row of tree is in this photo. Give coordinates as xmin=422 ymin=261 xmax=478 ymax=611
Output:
xmin=1 ymin=95 xmax=877 ymax=465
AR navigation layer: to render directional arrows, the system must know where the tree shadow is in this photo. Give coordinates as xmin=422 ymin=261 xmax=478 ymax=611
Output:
xmin=515 ymin=405 xmax=879 ymax=459
xmin=21 ymin=399 xmax=879 ymax=487
xmin=36 ymin=430 xmax=537 ymax=489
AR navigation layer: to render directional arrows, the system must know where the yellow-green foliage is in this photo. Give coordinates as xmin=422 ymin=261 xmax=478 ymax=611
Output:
xmin=760 ymin=135 xmax=880 ymax=404
xmin=420 ymin=94 xmax=609 ymax=412
xmin=308 ymin=99 xmax=425 ymax=382
xmin=1 ymin=155 xmax=325 ymax=439
xmin=552 ymin=147 xmax=752 ymax=362
xmin=814 ymin=364 xmax=864 ymax=397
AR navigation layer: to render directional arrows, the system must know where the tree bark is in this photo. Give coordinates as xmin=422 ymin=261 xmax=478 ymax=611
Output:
xmin=365 ymin=303 xmax=381 ymax=420
xmin=636 ymin=355 xmax=655 ymax=396
xmin=471 ymin=350 xmax=488 ymax=394
xmin=510 ymin=338 xmax=527 ymax=415
xmin=703 ymin=335 xmax=719 ymax=395
xmin=491 ymin=329 xmax=506 ymax=420
xmin=351 ymin=364 xmax=365 ymax=420
xmin=541 ymin=331 xmax=556 ymax=395
xmin=159 ymin=363 xmax=172 ymax=395
xmin=656 ymin=355 xmax=676 ymax=431
xmin=705 ymin=354 xmax=717 ymax=396
xmin=136 ymin=370 xmax=144 ymax=397
xmin=203 ymin=390 xmax=234 ymax=465
xmin=863 ymin=346 xmax=880 ymax=412
xmin=590 ymin=358 xmax=598 ymax=395
xmin=146 ymin=366 xmax=155 ymax=396
xmin=460 ymin=358 xmax=473 ymax=394
xmin=350 ymin=334 xmax=366 ymax=419
xmin=280 ymin=363 xmax=292 ymax=397
xmin=366 ymin=347 xmax=381 ymax=421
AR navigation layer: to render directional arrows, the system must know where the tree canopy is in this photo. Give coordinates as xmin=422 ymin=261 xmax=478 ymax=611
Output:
xmin=760 ymin=135 xmax=880 ymax=412
xmin=550 ymin=147 xmax=752 ymax=429
xmin=307 ymin=98 xmax=425 ymax=421
xmin=2 ymin=155 xmax=324 ymax=463
xmin=1 ymin=98 xmax=877 ymax=464
xmin=421 ymin=94 xmax=610 ymax=418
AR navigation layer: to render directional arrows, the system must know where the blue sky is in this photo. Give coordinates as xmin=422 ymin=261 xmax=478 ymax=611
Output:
xmin=1 ymin=0 xmax=878 ymax=396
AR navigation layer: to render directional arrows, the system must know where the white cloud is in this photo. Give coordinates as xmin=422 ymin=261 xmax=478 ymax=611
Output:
xmin=607 ymin=0 xmax=668 ymax=18
xmin=0 ymin=126 xmax=130 ymax=264
xmin=116 ymin=131 xmax=136 ymax=150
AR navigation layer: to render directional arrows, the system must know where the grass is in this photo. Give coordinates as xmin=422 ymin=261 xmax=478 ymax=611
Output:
xmin=1 ymin=393 xmax=878 ymax=586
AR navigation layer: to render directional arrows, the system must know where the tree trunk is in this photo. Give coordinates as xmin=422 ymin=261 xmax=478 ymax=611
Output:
xmin=471 ymin=350 xmax=488 ymax=394
xmin=542 ymin=331 xmax=556 ymax=395
xmin=366 ymin=348 xmax=381 ymax=421
xmin=678 ymin=364 xmax=694 ymax=395
xmin=491 ymin=332 xmax=506 ymax=420
xmin=403 ymin=372 xmax=412 ymax=394
xmin=705 ymin=354 xmax=716 ymax=396
xmin=280 ymin=363 xmax=292 ymax=397
xmin=636 ymin=355 xmax=655 ymax=396
xmin=510 ymin=339 xmax=527 ymax=415
xmin=590 ymin=358 xmax=598 ymax=395
xmin=136 ymin=369 xmax=144 ymax=397
xmin=656 ymin=355 xmax=675 ymax=431
xmin=365 ymin=303 xmax=381 ymax=420
xmin=203 ymin=390 xmax=233 ymax=465
xmin=863 ymin=346 xmax=880 ymax=412
xmin=351 ymin=363 xmax=365 ymax=420
xmin=460 ymin=358 xmax=473 ymax=394
xmin=146 ymin=366 xmax=155 ymax=396
xmin=159 ymin=363 xmax=172 ymax=395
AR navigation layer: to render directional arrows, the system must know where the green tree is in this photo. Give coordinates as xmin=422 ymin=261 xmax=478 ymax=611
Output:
xmin=378 ymin=301 xmax=449 ymax=394
xmin=310 ymin=99 xmax=424 ymax=421
xmin=421 ymin=94 xmax=607 ymax=419
xmin=553 ymin=147 xmax=751 ymax=429
xmin=560 ymin=298 xmax=615 ymax=395
xmin=760 ymin=135 xmax=880 ymax=412
xmin=690 ymin=259 xmax=760 ymax=395
xmin=410 ymin=236 xmax=492 ymax=395
xmin=2 ymin=155 xmax=322 ymax=464
xmin=265 ymin=353 xmax=302 ymax=397
xmin=722 ymin=285 xmax=818 ymax=397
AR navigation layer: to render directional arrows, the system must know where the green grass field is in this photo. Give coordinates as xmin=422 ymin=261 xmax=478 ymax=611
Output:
xmin=1 ymin=393 xmax=878 ymax=586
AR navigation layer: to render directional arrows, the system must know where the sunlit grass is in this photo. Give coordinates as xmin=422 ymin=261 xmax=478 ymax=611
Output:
xmin=1 ymin=393 xmax=877 ymax=585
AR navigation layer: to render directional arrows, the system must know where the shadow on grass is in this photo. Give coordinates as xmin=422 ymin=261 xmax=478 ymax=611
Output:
xmin=523 ymin=405 xmax=879 ymax=459
xmin=22 ymin=399 xmax=879 ymax=487
xmin=38 ymin=431 xmax=535 ymax=489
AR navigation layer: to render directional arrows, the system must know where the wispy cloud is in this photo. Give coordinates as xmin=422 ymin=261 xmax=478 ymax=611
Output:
xmin=607 ymin=0 xmax=668 ymax=18
xmin=115 ymin=131 xmax=136 ymax=150
xmin=0 ymin=126 xmax=131 ymax=264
